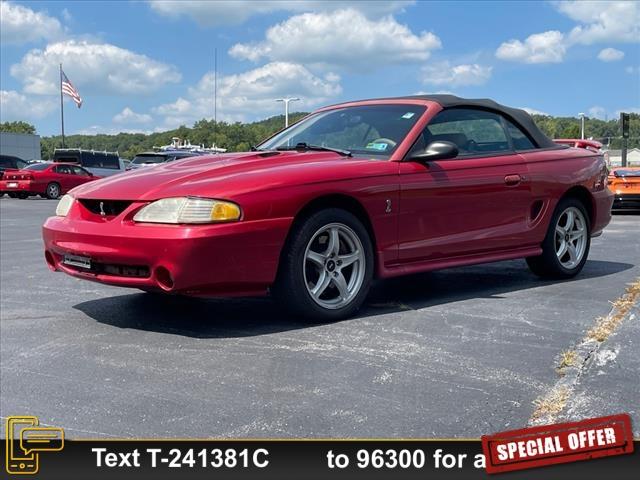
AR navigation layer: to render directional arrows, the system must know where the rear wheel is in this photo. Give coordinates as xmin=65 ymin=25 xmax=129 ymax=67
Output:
xmin=46 ymin=182 xmax=61 ymax=199
xmin=274 ymin=208 xmax=374 ymax=321
xmin=7 ymin=193 xmax=17 ymax=198
xmin=17 ymin=193 xmax=29 ymax=199
xmin=526 ymin=197 xmax=591 ymax=279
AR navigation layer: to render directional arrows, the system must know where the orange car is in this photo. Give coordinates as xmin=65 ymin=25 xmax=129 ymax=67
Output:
xmin=608 ymin=167 xmax=640 ymax=210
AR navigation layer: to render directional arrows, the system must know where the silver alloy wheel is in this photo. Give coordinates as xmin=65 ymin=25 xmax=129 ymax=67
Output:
xmin=47 ymin=183 xmax=60 ymax=198
xmin=303 ymin=222 xmax=366 ymax=310
xmin=554 ymin=206 xmax=588 ymax=269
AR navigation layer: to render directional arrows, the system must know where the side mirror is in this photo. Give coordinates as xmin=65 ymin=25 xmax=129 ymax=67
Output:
xmin=409 ymin=141 xmax=459 ymax=162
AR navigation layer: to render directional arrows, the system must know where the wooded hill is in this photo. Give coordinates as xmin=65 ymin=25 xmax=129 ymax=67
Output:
xmin=1 ymin=112 xmax=638 ymax=160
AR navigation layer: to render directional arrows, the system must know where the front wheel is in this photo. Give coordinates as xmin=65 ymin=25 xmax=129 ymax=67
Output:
xmin=274 ymin=209 xmax=374 ymax=322
xmin=526 ymin=197 xmax=591 ymax=279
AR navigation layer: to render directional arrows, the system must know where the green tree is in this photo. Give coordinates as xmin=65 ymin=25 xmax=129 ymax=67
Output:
xmin=33 ymin=111 xmax=640 ymax=161
xmin=0 ymin=121 xmax=36 ymax=134
xmin=560 ymin=124 xmax=581 ymax=139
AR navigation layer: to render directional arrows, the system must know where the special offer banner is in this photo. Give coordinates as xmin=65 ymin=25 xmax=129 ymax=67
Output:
xmin=3 ymin=414 xmax=639 ymax=479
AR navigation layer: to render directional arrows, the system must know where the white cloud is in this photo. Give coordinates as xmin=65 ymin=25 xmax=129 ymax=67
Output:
xmin=597 ymin=48 xmax=625 ymax=62
xmin=153 ymin=62 xmax=342 ymax=127
xmin=496 ymin=31 xmax=566 ymax=64
xmin=0 ymin=90 xmax=57 ymax=121
xmin=520 ymin=107 xmax=549 ymax=116
xmin=113 ymin=107 xmax=153 ymax=124
xmin=421 ymin=62 xmax=492 ymax=87
xmin=61 ymin=8 xmax=73 ymax=23
xmin=556 ymin=1 xmax=640 ymax=45
xmin=496 ymin=2 xmax=638 ymax=65
xmin=229 ymin=9 xmax=440 ymax=71
xmin=11 ymin=40 xmax=181 ymax=95
xmin=147 ymin=0 xmax=414 ymax=26
xmin=0 ymin=1 xmax=64 ymax=45
xmin=588 ymin=106 xmax=607 ymax=119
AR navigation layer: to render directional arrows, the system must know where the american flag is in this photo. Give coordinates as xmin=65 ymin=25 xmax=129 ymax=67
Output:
xmin=61 ymin=69 xmax=82 ymax=108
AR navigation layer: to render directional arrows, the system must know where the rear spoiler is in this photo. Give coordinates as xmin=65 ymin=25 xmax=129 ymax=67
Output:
xmin=553 ymin=139 xmax=603 ymax=152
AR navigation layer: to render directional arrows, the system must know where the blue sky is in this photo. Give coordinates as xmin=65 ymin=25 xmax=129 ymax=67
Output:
xmin=1 ymin=0 xmax=638 ymax=136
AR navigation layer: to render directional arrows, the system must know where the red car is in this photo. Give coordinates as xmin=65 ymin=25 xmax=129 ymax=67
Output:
xmin=1 ymin=162 xmax=99 ymax=199
xmin=42 ymin=95 xmax=613 ymax=321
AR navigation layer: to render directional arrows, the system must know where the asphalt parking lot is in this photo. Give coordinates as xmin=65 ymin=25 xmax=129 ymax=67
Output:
xmin=1 ymin=198 xmax=638 ymax=439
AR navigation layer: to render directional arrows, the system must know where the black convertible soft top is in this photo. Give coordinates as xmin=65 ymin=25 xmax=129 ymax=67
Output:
xmin=342 ymin=94 xmax=557 ymax=149
xmin=407 ymin=95 xmax=555 ymax=148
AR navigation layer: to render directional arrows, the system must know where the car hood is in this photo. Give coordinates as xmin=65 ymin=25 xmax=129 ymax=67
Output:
xmin=69 ymin=151 xmax=393 ymax=201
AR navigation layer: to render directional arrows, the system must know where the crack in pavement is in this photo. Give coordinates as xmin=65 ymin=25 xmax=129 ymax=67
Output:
xmin=528 ymin=277 xmax=640 ymax=426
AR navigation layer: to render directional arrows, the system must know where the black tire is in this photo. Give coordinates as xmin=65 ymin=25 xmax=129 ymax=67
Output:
xmin=526 ymin=197 xmax=591 ymax=279
xmin=45 ymin=182 xmax=61 ymax=199
xmin=7 ymin=193 xmax=17 ymax=198
xmin=273 ymin=208 xmax=374 ymax=322
xmin=17 ymin=193 xmax=29 ymax=199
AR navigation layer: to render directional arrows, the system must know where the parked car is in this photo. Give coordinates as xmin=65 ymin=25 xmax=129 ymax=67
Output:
xmin=1 ymin=162 xmax=99 ymax=199
xmin=42 ymin=95 xmax=612 ymax=321
xmin=126 ymin=151 xmax=201 ymax=171
xmin=0 ymin=154 xmax=28 ymax=180
xmin=53 ymin=148 xmax=125 ymax=177
xmin=608 ymin=167 xmax=640 ymax=210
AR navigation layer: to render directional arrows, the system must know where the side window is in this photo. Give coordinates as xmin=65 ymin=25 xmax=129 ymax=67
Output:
xmin=73 ymin=166 xmax=90 ymax=176
xmin=504 ymin=119 xmax=536 ymax=150
xmin=55 ymin=165 xmax=71 ymax=174
xmin=421 ymin=108 xmax=511 ymax=156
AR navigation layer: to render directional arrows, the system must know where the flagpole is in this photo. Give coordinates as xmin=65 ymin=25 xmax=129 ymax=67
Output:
xmin=59 ymin=63 xmax=66 ymax=148
xmin=214 ymin=47 xmax=217 ymax=152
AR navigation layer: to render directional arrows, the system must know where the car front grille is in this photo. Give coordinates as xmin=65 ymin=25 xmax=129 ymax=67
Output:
xmin=79 ymin=199 xmax=132 ymax=217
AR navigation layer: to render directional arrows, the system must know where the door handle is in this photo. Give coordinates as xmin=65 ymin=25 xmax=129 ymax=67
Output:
xmin=504 ymin=174 xmax=522 ymax=186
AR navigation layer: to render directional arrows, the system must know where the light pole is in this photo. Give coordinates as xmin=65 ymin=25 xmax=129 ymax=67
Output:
xmin=276 ymin=97 xmax=300 ymax=127
xmin=579 ymin=112 xmax=585 ymax=139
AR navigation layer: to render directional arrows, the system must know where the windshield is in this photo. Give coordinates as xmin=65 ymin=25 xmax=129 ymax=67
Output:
xmin=132 ymin=155 xmax=167 ymax=165
xmin=259 ymin=104 xmax=426 ymax=159
xmin=24 ymin=163 xmax=50 ymax=171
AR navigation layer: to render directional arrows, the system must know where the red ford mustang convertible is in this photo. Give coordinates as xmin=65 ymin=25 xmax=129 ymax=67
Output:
xmin=43 ymin=95 xmax=613 ymax=320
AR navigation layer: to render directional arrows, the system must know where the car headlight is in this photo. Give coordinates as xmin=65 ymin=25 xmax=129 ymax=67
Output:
xmin=133 ymin=197 xmax=242 ymax=224
xmin=55 ymin=194 xmax=74 ymax=217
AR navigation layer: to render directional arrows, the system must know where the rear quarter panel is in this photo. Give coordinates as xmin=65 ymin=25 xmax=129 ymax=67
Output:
xmin=522 ymin=146 xmax=611 ymax=239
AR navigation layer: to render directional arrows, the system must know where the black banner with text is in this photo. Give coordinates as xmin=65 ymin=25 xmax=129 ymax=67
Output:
xmin=3 ymin=440 xmax=639 ymax=479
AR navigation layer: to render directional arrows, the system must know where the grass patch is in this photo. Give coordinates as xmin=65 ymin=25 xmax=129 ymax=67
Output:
xmin=556 ymin=350 xmax=578 ymax=374
xmin=587 ymin=278 xmax=640 ymax=342
xmin=531 ymin=386 xmax=570 ymax=422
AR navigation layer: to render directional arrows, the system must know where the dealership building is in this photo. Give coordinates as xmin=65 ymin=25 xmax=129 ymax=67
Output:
xmin=0 ymin=132 xmax=41 ymax=160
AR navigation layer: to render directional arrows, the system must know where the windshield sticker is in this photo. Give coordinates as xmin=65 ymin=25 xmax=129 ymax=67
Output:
xmin=401 ymin=112 xmax=415 ymax=119
xmin=366 ymin=142 xmax=389 ymax=151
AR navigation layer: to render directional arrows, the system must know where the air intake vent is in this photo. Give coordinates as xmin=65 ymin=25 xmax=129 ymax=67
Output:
xmin=79 ymin=199 xmax=131 ymax=217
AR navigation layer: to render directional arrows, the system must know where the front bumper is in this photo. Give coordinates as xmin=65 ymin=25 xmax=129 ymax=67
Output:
xmin=612 ymin=193 xmax=640 ymax=210
xmin=43 ymin=212 xmax=292 ymax=297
